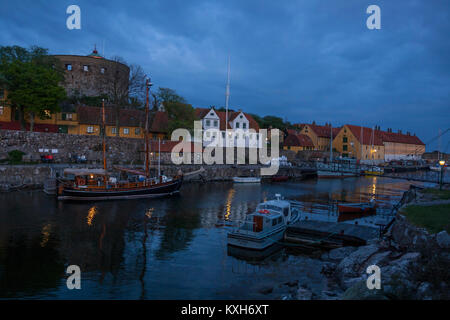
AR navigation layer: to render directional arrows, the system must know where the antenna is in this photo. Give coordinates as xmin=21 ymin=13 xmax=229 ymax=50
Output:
xmin=225 ymin=55 xmax=230 ymax=139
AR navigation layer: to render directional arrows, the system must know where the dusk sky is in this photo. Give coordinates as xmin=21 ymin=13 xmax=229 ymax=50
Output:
xmin=1 ymin=0 xmax=448 ymax=150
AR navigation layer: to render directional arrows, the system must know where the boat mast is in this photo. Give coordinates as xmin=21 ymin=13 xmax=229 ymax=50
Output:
xmin=158 ymin=138 xmax=161 ymax=179
xmin=329 ymin=124 xmax=333 ymax=162
xmin=144 ymin=79 xmax=152 ymax=178
xmin=102 ymin=98 xmax=107 ymax=171
xmin=225 ymin=55 xmax=230 ymax=146
xmin=360 ymin=126 xmax=363 ymax=162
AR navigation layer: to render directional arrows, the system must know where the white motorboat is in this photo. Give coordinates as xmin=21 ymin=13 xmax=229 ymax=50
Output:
xmin=227 ymin=194 xmax=300 ymax=250
xmin=232 ymin=177 xmax=261 ymax=183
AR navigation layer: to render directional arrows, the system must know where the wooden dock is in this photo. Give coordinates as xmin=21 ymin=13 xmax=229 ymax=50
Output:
xmin=285 ymin=220 xmax=380 ymax=249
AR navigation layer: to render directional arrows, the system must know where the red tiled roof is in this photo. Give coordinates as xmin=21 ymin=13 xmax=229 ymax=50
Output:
xmin=77 ymin=106 xmax=168 ymax=133
xmin=379 ymin=131 xmax=425 ymax=145
xmin=345 ymin=125 xmax=384 ymax=146
xmin=195 ymin=108 xmax=260 ymax=131
xmin=283 ymin=133 xmax=314 ymax=147
xmin=344 ymin=125 xmax=425 ymax=146
xmin=308 ymin=124 xmax=340 ymax=138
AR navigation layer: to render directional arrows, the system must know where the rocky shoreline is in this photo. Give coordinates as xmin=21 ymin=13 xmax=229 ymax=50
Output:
xmin=264 ymin=186 xmax=450 ymax=300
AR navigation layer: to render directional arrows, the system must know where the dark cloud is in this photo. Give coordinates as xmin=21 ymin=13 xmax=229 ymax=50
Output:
xmin=0 ymin=0 xmax=448 ymax=149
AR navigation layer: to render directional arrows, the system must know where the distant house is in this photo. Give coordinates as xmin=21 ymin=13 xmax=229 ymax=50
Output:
xmin=195 ymin=107 xmax=263 ymax=148
xmin=333 ymin=125 xmax=425 ymax=163
xmin=294 ymin=122 xmax=341 ymax=151
xmin=283 ymin=131 xmax=315 ymax=152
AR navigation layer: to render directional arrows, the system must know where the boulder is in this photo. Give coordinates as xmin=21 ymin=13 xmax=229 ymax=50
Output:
xmin=341 ymin=280 xmax=388 ymax=300
xmin=335 ymin=244 xmax=380 ymax=281
xmin=327 ymin=246 xmax=358 ymax=261
xmin=296 ymin=287 xmax=313 ymax=300
xmin=417 ymin=282 xmax=433 ymax=300
xmin=436 ymin=231 xmax=450 ymax=249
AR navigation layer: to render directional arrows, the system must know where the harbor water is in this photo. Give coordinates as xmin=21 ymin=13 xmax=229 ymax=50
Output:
xmin=0 ymin=176 xmax=435 ymax=299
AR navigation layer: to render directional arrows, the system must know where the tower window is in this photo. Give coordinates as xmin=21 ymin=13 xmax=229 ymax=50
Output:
xmin=83 ymin=65 xmax=89 ymax=72
xmin=65 ymin=64 xmax=72 ymax=71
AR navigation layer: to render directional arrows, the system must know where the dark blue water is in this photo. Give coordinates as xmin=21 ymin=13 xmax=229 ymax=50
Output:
xmin=0 ymin=176 xmax=434 ymax=299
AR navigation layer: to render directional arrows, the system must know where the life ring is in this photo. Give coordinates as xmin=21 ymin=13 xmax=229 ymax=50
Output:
xmin=77 ymin=178 xmax=86 ymax=186
xmin=258 ymin=209 xmax=269 ymax=214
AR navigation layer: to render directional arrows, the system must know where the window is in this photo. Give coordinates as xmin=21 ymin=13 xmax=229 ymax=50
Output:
xmin=83 ymin=65 xmax=89 ymax=72
xmin=210 ymin=112 xmax=214 ymax=116
xmin=65 ymin=64 xmax=72 ymax=71
xmin=123 ymin=128 xmax=129 ymax=135
xmin=111 ymin=127 xmax=117 ymax=134
xmin=135 ymin=128 xmax=141 ymax=135
xmin=240 ymin=115 xmax=243 ymax=119
xmin=0 ymin=89 xmax=4 ymax=99
xmin=43 ymin=110 xmax=51 ymax=119
xmin=0 ymin=105 xmax=3 ymax=115
xmin=343 ymin=145 xmax=348 ymax=151
xmin=272 ymin=219 xmax=278 ymax=226
xmin=206 ymin=131 xmax=210 ymax=138
xmin=206 ymin=119 xmax=210 ymax=126
xmin=222 ymin=132 xmax=225 ymax=138
xmin=62 ymin=113 xmax=73 ymax=120
xmin=87 ymin=126 xmax=94 ymax=133
xmin=343 ymin=136 xmax=348 ymax=143
xmin=100 ymin=67 xmax=106 ymax=74
xmin=236 ymin=122 xmax=240 ymax=128
xmin=213 ymin=120 xmax=218 ymax=127
xmin=243 ymin=123 xmax=247 ymax=129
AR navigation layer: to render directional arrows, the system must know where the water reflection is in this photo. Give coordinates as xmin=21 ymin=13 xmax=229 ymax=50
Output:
xmin=0 ymin=176 xmax=434 ymax=299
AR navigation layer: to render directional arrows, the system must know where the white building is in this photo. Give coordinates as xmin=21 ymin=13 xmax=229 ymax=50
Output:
xmin=195 ymin=107 xmax=264 ymax=148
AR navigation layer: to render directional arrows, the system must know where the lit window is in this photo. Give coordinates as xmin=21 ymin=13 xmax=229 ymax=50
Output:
xmin=111 ymin=127 xmax=117 ymax=134
xmin=123 ymin=128 xmax=129 ymax=135
xmin=0 ymin=105 xmax=3 ymax=115
xmin=100 ymin=67 xmax=106 ymax=74
xmin=87 ymin=126 xmax=94 ymax=133
xmin=66 ymin=64 xmax=72 ymax=71
xmin=83 ymin=65 xmax=89 ymax=72
xmin=44 ymin=110 xmax=51 ymax=118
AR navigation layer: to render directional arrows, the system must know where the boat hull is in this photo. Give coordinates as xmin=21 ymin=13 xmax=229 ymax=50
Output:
xmin=232 ymin=177 xmax=261 ymax=183
xmin=338 ymin=203 xmax=376 ymax=215
xmin=271 ymin=175 xmax=289 ymax=182
xmin=317 ymin=170 xmax=357 ymax=178
xmin=227 ymin=226 xmax=285 ymax=250
xmin=58 ymin=178 xmax=183 ymax=201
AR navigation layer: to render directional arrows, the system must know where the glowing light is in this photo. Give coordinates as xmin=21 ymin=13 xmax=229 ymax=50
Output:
xmin=40 ymin=224 xmax=52 ymax=247
xmin=439 ymin=160 xmax=445 ymax=166
xmin=145 ymin=208 xmax=154 ymax=219
xmin=225 ymin=188 xmax=235 ymax=221
xmin=87 ymin=206 xmax=98 ymax=226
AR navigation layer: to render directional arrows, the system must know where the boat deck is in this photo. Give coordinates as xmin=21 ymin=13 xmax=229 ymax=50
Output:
xmin=285 ymin=220 xmax=380 ymax=248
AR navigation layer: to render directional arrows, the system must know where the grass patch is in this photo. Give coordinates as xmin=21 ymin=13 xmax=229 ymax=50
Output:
xmin=422 ymin=188 xmax=450 ymax=200
xmin=402 ymin=204 xmax=450 ymax=233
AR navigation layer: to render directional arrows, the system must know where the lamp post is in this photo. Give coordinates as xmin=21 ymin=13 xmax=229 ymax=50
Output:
xmin=439 ymin=160 xmax=445 ymax=190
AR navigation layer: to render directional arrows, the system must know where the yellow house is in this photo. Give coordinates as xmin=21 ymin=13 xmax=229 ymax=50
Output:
xmin=295 ymin=122 xmax=341 ymax=151
xmin=333 ymin=125 xmax=385 ymax=162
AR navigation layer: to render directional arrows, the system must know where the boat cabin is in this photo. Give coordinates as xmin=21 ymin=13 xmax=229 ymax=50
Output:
xmin=62 ymin=168 xmax=111 ymax=187
xmin=241 ymin=211 xmax=284 ymax=233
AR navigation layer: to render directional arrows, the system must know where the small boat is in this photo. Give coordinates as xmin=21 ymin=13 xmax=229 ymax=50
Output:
xmin=338 ymin=200 xmax=376 ymax=215
xmin=232 ymin=177 xmax=261 ymax=183
xmin=271 ymin=175 xmax=289 ymax=182
xmin=317 ymin=170 xmax=356 ymax=178
xmin=364 ymin=166 xmax=384 ymax=175
xmin=227 ymin=194 xmax=300 ymax=250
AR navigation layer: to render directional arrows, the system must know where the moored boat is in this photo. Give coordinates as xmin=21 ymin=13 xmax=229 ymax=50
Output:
xmin=337 ymin=200 xmax=376 ymax=215
xmin=227 ymin=194 xmax=300 ymax=250
xmin=271 ymin=175 xmax=289 ymax=182
xmin=232 ymin=176 xmax=261 ymax=183
xmin=363 ymin=166 xmax=384 ymax=175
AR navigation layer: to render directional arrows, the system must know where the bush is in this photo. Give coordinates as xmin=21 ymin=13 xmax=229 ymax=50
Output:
xmin=7 ymin=150 xmax=25 ymax=164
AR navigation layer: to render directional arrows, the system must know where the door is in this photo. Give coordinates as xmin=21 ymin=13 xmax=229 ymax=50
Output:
xmin=253 ymin=215 xmax=263 ymax=232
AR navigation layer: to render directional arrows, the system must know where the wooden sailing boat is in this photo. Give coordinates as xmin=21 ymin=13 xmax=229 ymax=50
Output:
xmin=57 ymin=79 xmax=183 ymax=201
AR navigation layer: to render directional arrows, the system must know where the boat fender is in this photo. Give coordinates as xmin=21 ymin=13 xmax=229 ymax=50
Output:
xmin=258 ymin=209 xmax=269 ymax=214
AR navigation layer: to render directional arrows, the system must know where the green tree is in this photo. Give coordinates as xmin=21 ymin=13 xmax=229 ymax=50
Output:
xmin=0 ymin=46 xmax=66 ymax=131
xmin=164 ymin=101 xmax=196 ymax=135
xmin=156 ymin=87 xmax=187 ymax=104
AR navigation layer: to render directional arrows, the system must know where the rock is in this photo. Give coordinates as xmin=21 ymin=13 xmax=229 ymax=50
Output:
xmin=342 ymin=276 xmax=365 ymax=290
xmin=417 ymin=282 xmax=433 ymax=300
xmin=327 ymin=246 xmax=358 ymax=261
xmin=296 ymin=287 xmax=313 ymax=300
xmin=335 ymin=244 xmax=380 ymax=281
xmin=383 ymin=252 xmax=421 ymax=278
xmin=283 ymin=280 xmax=298 ymax=287
xmin=321 ymin=262 xmax=337 ymax=277
xmin=258 ymin=286 xmax=273 ymax=295
xmin=364 ymin=251 xmax=391 ymax=268
xmin=436 ymin=231 xmax=450 ymax=249
xmin=341 ymin=280 xmax=388 ymax=300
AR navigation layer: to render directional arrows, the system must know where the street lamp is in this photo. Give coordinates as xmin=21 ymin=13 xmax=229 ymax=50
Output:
xmin=439 ymin=160 xmax=446 ymax=190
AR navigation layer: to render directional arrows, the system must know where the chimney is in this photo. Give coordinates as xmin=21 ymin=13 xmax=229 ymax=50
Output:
xmin=312 ymin=120 xmax=316 ymax=125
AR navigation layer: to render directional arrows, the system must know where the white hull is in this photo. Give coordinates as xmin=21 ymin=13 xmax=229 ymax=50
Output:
xmin=317 ymin=170 xmax=356 ymax=178
xmin=227 ymin=226 xmax=285 ymax=250
xmin=233 ymin=177 xmax=261 ymax=183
